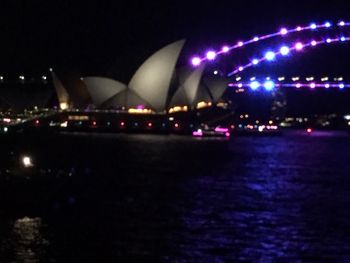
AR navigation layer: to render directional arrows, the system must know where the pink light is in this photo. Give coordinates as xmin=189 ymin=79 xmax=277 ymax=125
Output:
xmin=307 ymin=128 xmax=313 ymax=133
xmin=147 ymin=122 xmax=153 ymax=127
xmin=296 ymin=83 xmax=301 ymax=88
xmin=3 ymin=118 xmax=11 ymax=123
xmin=222 ymin=46 xmax=230 ymax=53
xmin=206 ymin=51 xmax=216 ymax=60
xmin=325 ymin=84 xmax=330 ymax=88
xmin=92 ymin=121 xmax=96 ymax=126
xmin=215 ymin=127 xmax=229 ymax=133
xmin=326 ymin=38 xmax=332 ymax=43
xmin=238 ymin=41 xmax=244 ymax=47
xmin=311 ymin=40 xmax=317 ymax=46
xmin=296 ymin=26 xmax=302 ymax=31
xmin=192 ymin=130 xmax=203 ymax=137
xmin=120 ymin=121 xmax=125 ymax=126
xmin=191 ymin=57 xmax=201 ymax=66
xmin=280 ymin=28 xmax=288 ymax=35
xmin=136 ymin=104 xmax=145 ymax=110
xmin=225 ymin=132 xmax=231 ymax=137
xmin=35 ymin=120 xmax=40 ymax=125
xmin=253 ymin=37 xmax=259 ymax=41
xmin=295 ymin=42 xmax=303 ymax=50
xmin=238 ymin=66 xmax=244 ymax=71
xmin=339 ymin=21 xmax=345 ymax=26
xmin=310 ymin=83 xmax=316 ymax=89
xmin=174 ymin=123 xmax=179 ymax=128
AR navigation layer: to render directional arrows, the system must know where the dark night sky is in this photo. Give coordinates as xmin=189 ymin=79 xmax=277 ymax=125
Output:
xmin=2 ymin=0 xmax=350 ymax=80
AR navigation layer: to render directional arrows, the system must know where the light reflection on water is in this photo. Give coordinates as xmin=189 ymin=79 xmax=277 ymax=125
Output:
xmin=0 ymin=130 xmax=349 ymax=262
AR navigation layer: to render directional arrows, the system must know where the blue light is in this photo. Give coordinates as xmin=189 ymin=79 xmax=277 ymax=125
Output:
xmin=252 ymin=59 xmax=259 ymax=65
xmin=310 ymin=23 xmax=317 ymax=29
xmin=280 ymin=46 xmax=290 ymax=56
xmin=265 ymin=51 xmax=275 ymax=61
xmin=339 ymin=83 xmax=345 ymax=89
xmin=324 ymin=22 xmax=332 ymax=28
xmin=250 ymin=81 xmax=260 ymax=90
xmin=264 ymin=80 xmax=275 ymax=91
xmin=340 ymin=36 xmax=346 ymax=42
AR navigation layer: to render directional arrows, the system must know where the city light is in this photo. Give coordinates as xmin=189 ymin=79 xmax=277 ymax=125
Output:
xmin=310 ymin=23 xmax=317 ymax=29
xmin=250 ymin=81 xmax=260 ymax=90
xmin=280 ymin=28 xmax=288 ymax=35
xmin=324 ymin=22 xmax=332 ymax=28
xmin=265 ymin=51 xmax=275 ymax=61
xmin=311 ymin=40 xmax=317 ymax=46
xmin=222 ymin=46 xmax=230 ymax=53
xmin=206 ymin=51 xmax=216 ymax=60
xmin=191 ymin=57 xmax=201 ymax=66
xmin=280 ymin=46 xmax=290 ymax=56
xmin=295 ymin=42 xmax=303 ymax=50
xmin=22 ymin=156 xmax=33 ymax=168
xmin=264 ymin=80 xmax=275 ymax=91
xmin=252 ymin=59 xmax=259 ymax=65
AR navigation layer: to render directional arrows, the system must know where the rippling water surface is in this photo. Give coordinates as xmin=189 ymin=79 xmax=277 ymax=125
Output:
xmin=0 ymin=130 xmax=350 ymax=262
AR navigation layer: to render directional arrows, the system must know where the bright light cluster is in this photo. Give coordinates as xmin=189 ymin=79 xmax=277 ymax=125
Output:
xmin=229 ymin=81 xmax=350 ymax=90
xmin=227 ymin=35 xmax=350 ymax=76
xmin=190 ymin=20 xmax=349 ymax=66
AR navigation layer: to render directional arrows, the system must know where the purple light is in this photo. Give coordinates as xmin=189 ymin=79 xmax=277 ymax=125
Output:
xmin=326 ymin=38 xmax=332 ymax=43
xmin=339 ymin=83 xmax=345 ymax=89
xmin=250 ymin=81 xmax=260 ymax=90
xmin=325 ymin=84 xmax=330 ymax=88
xmin=238 ymin=66 xmax=244 ymax=71
xmin=310 ymin=83 xmax=316 ymax=89
xmin=206 ymin=51 xmax=217 ymax=61
xmin=265 ymin=51 xmax=276 ymax=61
xmin=192 ymin=129 xmax=203 ymax=137
xmin=252 ymin=59 xmax=259 ymax=65
xmin=238 ymin=41 xmax=244 ymax=47
xmin=225 ymin=132 xmax=231 ymax=137
xmin=296 ymin=26 xmax=302 ymax=31
xmin=191 ymin=57 xmax=201 ymax=66
xmin=215 ymin=127 xmax=229 ymax=133
xmin=340 ymin=36 xmax=346 ymax=42
xmin=339 ymin=21 xmax=345 ymax=26
xmin=295 ymin=42 xmax=303 ymax=50
xmin=310 ymin=23 xmax=317 ymax=29
xmin=280 ymin=28 xmax=288 ymax=35
xmin=311 ymin=40 xmax=317 ymax=46
xmin=280 ymin=46 xmax=290 ymax=56
xmin=238 ymin=83 xmax=243 ymax=88
xmin=296 ymin=83 xmax=301 ymax=88
xmin=324 ymin=22 xmax=332 ymax=28
xmin=253 ymin=36 xmax=259 ymax=41
xmin=222 ymin=46 xmax=230 ymax=53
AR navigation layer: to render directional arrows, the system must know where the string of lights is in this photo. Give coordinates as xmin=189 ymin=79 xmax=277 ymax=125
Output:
xmin=190 ymin=20 xmax=348 ymax=66
xmin=228 ymin=82 xmax=349 ymax=91
xmin=227 ymin=36 xmax=350 ymax=76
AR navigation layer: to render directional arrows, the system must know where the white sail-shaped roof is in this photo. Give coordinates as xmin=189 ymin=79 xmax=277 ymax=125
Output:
xmin=82 ymin=77 xmax=126 ymax=107
xmin=169 ymin=65 xmax=205 ymax=108
xmin=181 ymin=65 xmax=205 ymax=107
xmin=129 ymin=40 xmax=185 ymax=112
xmin=102 ymin=89 xmax=151 ymax=109
xmin=50 ymin=70 xmax=70 ymax=105
xmin=204 ymin=77 xmax=230 ymax=103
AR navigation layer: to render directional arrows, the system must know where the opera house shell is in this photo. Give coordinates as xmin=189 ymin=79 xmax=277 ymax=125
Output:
xmin=51 ymin=40 xmax=230 ymax=114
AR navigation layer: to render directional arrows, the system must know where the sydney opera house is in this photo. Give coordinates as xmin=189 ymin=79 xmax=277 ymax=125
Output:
xmin=52 ymin=40 xmax=229 ymax=113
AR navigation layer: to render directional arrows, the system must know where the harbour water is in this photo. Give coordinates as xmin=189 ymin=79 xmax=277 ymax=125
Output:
xmin=0 ymin=130 xmax=350 ymax=262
